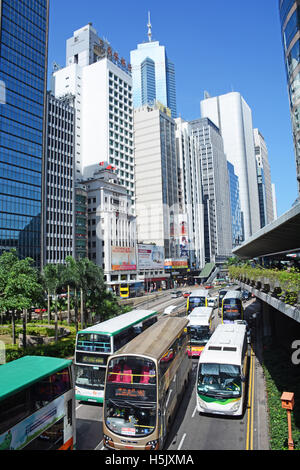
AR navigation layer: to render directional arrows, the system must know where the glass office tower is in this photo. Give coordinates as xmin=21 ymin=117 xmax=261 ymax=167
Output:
xmin=0 ymin=0 xmax=49 ymax=266
xmin=279 ymin=0 xmax=300 ymax=195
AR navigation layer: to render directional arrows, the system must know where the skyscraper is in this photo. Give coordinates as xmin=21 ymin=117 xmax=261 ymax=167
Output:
xmin=134 ymin=102 xmax=179 ymax=259
xmin=0 ymin=0 xmax=49 ymax=266
xmin=130 ymin=13 xmax=177 ymax=118
xmin=253 ymin=128 xmax=275 ymax=227
xmin=227 ymin=162 xmax=244 ymax=247
xmin=175 ymin=117 xmax=205 ymax=269
xmin=200 ymin=92 xmax=261 ymax=240
xmin=52 ymin=24 xmax=135 ymax=200
xmin=44 ymin=92 xmax=75 ymax=265
xmin=278 ymin=0 xmax=300 ymax=195
xmin=190 ymin=118 xmax=233 ymax=264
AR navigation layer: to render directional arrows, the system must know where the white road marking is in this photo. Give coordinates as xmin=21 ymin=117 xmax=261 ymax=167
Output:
xmin=177 ymin=433 xmax=186 ymax=451
xmin=192 ymin=406 xmax=197 ymax=418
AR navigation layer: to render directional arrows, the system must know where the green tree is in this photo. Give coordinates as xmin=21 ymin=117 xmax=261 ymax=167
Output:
xmin=0 ymin=250 xmax=43 ymax=346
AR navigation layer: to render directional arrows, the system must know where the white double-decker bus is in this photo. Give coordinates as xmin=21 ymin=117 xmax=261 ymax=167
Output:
xmin=186 ymin=307 xmax=214 ymax=357
xmin=196 ymin=322 xmax=248 ymax=416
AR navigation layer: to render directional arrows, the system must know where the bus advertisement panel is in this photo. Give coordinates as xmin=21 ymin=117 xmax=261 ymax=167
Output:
xmin=0 ymin=356 xmax=75 ymax=450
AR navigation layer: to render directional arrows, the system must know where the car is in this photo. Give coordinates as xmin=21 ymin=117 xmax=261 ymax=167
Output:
xmin=183 ymin=291 xmax=191 ymax=298
xmin=242 ymin=290 xmax=251 ymax=301
xmin=207 ymin=297 xmax=217 ymax=308
xmin=205 ymin=285 xmax=213 ymax=289
xmin=171 ymin=290 xmax=182 ymax=298
xmin=34 ymin=308 xmax=46 ymax=314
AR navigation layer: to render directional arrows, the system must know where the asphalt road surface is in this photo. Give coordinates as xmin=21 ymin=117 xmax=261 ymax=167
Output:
xmin=74 ymin=288 xmax=269 ymax=451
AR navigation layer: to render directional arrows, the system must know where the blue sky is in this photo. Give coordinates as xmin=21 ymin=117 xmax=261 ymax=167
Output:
xmin=48 ymin=0 xmax=297 ymax=217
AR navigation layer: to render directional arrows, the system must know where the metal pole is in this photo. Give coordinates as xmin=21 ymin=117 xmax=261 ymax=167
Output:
xmin=287 ymin=410 xmax=294 ymax=450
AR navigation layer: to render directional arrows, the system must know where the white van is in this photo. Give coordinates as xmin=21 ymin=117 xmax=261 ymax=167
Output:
xmin=162 ymin=305 xmax=183 ymax=317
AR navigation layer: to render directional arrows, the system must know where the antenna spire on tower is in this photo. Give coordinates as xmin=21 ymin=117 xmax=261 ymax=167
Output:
xmin=147 ymin=11 xmax=152 ymax=42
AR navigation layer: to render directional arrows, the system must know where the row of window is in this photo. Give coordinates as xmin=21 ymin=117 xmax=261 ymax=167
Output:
xmin=6 ymin=0 xmax=47 ymax=31
xmin=4 ymin=1 xmax=47 ymax=44
xmin=2 ymin=13 xmax=45 ymax=55
xmin=0 ymin=56 xmax=44 ymax=94
xmin=1 ymin=28 xmax=45 ymax=68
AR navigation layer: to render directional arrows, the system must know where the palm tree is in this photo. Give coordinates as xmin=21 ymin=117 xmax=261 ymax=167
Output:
xmin=42 ymin=263 xmax=64 ymax=341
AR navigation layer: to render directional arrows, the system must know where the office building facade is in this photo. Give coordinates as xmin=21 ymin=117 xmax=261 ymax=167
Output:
xmin=190 ymin=118 xmax=233 ymax=264
xmin=44 ymin=92 xmax=75 ymax=264
xmin=78 ymin=166 xmax=137 ymax=291
xmin=253 ymin=128 xmax=275 ymax=227
xmin=52 ymin=24 xmax=135 ymax=200
xmin=175 ymin=117 xmax=205 ymax=269
xmin=130 ymin=19 xmax=177 ymax=118
xmin=0 ymin=0 xmax=49 ymax=266
xmin=227 ymin=162 xmax=244 ymax=247
xmin=279 ymin=0 xmax=300 ymax=195
xmin=134 ymin=102 xmax=179 ymax=259
xmin=200 ymin=92 xmax=261 ymax=240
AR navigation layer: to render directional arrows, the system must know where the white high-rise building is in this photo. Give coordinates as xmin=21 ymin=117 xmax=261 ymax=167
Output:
xmin=51 ymin=24 xmax=135 ymax=200
xmin=190 ymin=118 xmax=233 ymax=264
xmin=134 ymin=102 xmax=179 ymax=259
xmin=200 ymin=92 xmax=261 ymax=240
xmin=175 ymin=117 xmax=205 ymax=269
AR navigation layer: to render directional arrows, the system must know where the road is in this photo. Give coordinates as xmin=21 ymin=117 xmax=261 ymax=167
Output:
xmin=74 ymin=287 xmax=269 ymax=451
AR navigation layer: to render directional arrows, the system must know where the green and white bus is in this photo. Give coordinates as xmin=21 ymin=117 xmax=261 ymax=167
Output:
xmin=196 ymin=322 xmax=248 ymax=416
xmin=0 ymin=356 xmax=76 ymax=450
xmin=74 ymin=309 xmax=158 ymax=403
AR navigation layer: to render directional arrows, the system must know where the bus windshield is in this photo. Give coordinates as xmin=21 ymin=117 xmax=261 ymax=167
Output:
xmin=75 ymin=365 xmax=106 ymax=391
xmin=197 ymin=363 xmax=241 ymax=398
xmin=189 ymin=297 xmax=206 ymax=308
xmin=105 ymin=356 xmax=157 ymax=438
xmin=223 ymin=299 xmax=242 ymax=322
xmin=188 ymin=325 xmax=210 ymax=346
xmin=76 ymin=332 xmax=111 ymax=353
xmin=223 ymin=299 xmax=242 ymax=313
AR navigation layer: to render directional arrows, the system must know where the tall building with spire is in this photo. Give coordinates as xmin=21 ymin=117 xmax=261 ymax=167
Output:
xmin=130 ymin=13 xmax=177 ymax=118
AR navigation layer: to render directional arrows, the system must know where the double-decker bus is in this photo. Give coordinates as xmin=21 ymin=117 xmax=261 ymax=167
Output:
xmin=103 ymin=316 xmax=191 ymax=450
xmin=186 ymin=307 xmax=214 ymax=357
xmin=0 ymin=356 xmax=76 ymax=450
xmin=196 ymin=322 xmax=248 ymax=416
xmin=187 ymin=289 xmax=209 ymax=314
xmin=74 ymin=309 xmax=158 ymax=403
xmin=221 ymin=291 xmax=243 ymax=324
xmin=120 ymin=282 xmax=144 ymax=299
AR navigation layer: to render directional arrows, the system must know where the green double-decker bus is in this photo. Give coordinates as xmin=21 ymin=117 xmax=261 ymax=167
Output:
xmin=74 ymin=309 xmax=158 ymax=403
xmin=0 ymin=356 xmax=76 ymax=450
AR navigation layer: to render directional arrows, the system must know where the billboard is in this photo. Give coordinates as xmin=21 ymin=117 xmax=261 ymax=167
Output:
xmin=138 ymin=245 xmax=164 ymax=270
xmin=164 ymin=259 xmax=188 ymax=270
xmin=111 ymin=246 xmax=136 ymax=271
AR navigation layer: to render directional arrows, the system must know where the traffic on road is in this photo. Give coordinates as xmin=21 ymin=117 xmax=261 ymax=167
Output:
xmin=73 ymin=284 xmax=265 ymax=451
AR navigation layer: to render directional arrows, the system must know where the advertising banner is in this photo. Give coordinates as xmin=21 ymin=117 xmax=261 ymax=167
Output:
xmin=0 ymin=396 xmax=65 ymax=450
xmin=164 ymin=259 xmax=188 ymax=270
xmin=138 ymin=245 xmax=164 ymax=270
xmin=111 ymin=246 xmax=136 ymax=271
